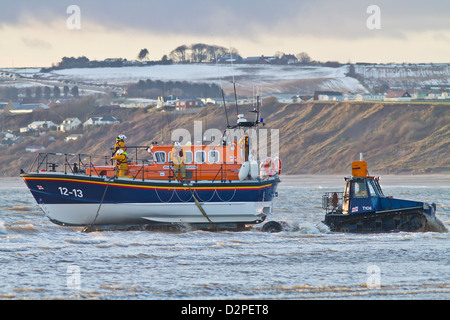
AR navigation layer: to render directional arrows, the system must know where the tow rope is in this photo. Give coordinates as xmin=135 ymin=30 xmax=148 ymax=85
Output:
xmin=171 ymin=164 xmax=217 ymax=230
xmin=184 ymin=183 xmax=217 ymax=231
xmin=82 ymin=177 xmax=113 ymax=233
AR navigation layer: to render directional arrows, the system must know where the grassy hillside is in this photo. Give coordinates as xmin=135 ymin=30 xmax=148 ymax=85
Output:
xmin=2 ymin=99 xmax=449 ymax=176
xmin=267 ymin=101 xmax=450 ymax=174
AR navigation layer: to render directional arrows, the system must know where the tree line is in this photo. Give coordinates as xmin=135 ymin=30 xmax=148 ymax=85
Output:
xmin=167 ymin=43 xmax=241 ymax=64
xmin=41 ymin=43 xmax=345 ymax=74
xmin=126 ymin=79 xmax=222 ymax=99
xmin=0 ymin=85 xmax=79 ymax=102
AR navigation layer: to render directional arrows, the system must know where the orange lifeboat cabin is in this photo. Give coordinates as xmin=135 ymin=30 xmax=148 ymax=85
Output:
xmin=86 ymin=144 xmax=244 ymax=182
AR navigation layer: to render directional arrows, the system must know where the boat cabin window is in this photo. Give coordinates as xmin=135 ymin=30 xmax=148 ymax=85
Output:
xmin=184 ymin=151 xmax=193 ymax=164
xmin=195 ymin=150 xmax=206 ymax=163
xmin=352 ymin=180 xmax=368 ymax=198
xmin=373 ymin=178 xmax=384 ymax=196
xmin=154 ymin=151 xmax=166 ymax=164
xmin=367 ymin=180 xmax=378 ymax=197
xmin=208 ymin=150 xmax=220 ymax=163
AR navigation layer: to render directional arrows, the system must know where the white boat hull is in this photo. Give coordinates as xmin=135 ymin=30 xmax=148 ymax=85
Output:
xmin=39 ymin=201 xmax=273 ymax=226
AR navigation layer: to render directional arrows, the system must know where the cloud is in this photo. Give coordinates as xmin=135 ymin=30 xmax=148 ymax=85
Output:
xmin=1 ymin=0 xmax=449 ymax=66
xmin=3 ymin=0 xmax=449 ymax=39
xmin=21 ymin=37 xmax=52 ymax=50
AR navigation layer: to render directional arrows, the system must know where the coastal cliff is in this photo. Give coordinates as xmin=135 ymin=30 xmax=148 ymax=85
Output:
xmin=2 ymin=100 xmax=449 ymax=176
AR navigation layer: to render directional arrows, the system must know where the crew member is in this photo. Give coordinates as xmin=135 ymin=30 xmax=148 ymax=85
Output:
xmin=113 ymin=134 xmax=127 ymax=154
xmin=239 ymin=135 xmax=249 ymax=162
xmin=170 ymin=142 xmax=186 ymax=181
xmin=111 ymin=149 xmax=129 ymax=178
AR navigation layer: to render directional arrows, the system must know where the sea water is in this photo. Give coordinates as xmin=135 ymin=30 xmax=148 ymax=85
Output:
xmin=0 ymin=176 xmax=448 ymax=300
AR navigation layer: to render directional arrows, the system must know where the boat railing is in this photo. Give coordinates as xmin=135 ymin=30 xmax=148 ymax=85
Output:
xmin=27 ymin=152 xmax=253 ymax=183
xmin=322 ymin=192 xmax=344 ymax=213
xmin=29 ymin=152 xmax=115 ymax=174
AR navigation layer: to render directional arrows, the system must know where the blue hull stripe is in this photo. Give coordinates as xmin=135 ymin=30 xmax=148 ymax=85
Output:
xmin=22 ymin=174 xmax=279 ymax=205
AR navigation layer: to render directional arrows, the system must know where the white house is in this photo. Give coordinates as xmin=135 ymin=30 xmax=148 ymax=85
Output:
xmin=58 ymin=118 xmax=81 ymax=132
xmin=271 ymin=94 xmax=304 ymax=104
xmin=424 ymin=92 xmax=449 ymax=100
xmin=362 ymin=93 xmax=385 ymax=101
xmin=200 ymin=97 xmax=235 ymax=106
xmin=27 ymin=121 xmax=58 ymax=131
xmin=9 ymin=103 xmax=49 ymax=114
xmin=26 ymin=145 xmax=45 ymax=152
xmin=64 ymin=134 xmax=83 ymax=142
xmin=83 ymin=116 xmax=120 ymax=127
xmin=156 ymin=95 xmax=177 ymax=108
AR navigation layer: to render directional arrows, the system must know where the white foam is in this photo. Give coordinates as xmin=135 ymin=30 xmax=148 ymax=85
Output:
xmin=284 ymin=221 xmax=329 ymax=234
xmin=0 ymin=221 xmax=6 ymax=234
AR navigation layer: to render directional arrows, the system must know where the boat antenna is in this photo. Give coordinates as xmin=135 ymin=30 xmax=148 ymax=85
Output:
xmin=165 ymin=111 xmax=172 ymax=137
xmin=229 ymin=45 xmax=239 ymax=118
xmin=249 ymin=87 xmax=262 ymax=127
xmin=256 ymin=95 xmax=260 ymax=124
xmin=221 ymin=88 xmax=230 ymax=128
xmin=214 ymin=47 xmax=230 ymax=129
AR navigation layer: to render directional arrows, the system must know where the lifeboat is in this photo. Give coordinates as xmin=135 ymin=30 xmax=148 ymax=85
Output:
xmin=20 ymin=112 xmax=281 ymax=232
xmin=322 ymin=155 xmax=447 ymax=233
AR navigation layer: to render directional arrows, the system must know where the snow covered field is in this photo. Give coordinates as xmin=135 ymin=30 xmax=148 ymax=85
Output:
xmin=1 ymin=64 xmax=367 ymax=94
xmin=4 ymin=63 xmax=448 ymax=95
xmin=8 ymin=64 xmax=350 ymax=83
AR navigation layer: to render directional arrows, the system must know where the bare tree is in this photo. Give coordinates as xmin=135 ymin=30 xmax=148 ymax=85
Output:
xmin=296 ymin=52 xmax=312 ymax=64
xmin=169 ymin=45 xmax=188 ymax=63
xmin=138 ymin=48 xmax=149 ymax=61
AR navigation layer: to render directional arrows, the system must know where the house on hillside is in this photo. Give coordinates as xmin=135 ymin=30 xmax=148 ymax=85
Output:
xmin=217 ymin=55 xmax=242 ymax=63
xmin=362 ymin=93 xmax=385 ymax=101
xmin=58 ymin=118 xmax=81 ymax=132
xmin=0 ymin=102 xmax=9 ymax=111
xmin=26 ymin=145 xmax=45 ymax=152
xmin=83 ymin=116 xmax=120 ymax=127
xmin=243 ymin=55 xmax=278 ymax=64
xmin=0 ymin=132 xmax=19 ymax=147
xmin=314 ymin=91 xmax=345 ymax=101
xmin=236 ymin=97 xmax=257 ymax=105
xmin=1 ymin=102 xmax=20 ymax=113
xmin=271 ymin=94 xmax=303 ymax=103
xmin=279 ymin=54 xmax=298 ymax=65
xmin=174 ymin=99 xmax=203 ymax=110
xmin=200 ymin=97 xmax=235 ymax=106
xmin=157 ymin=95 xmax=177 ymax=108
xmin=298 ymin=95 xmax=314 ymax=102
xmin=384 ymin=91 xmax=412 ymax=102
xmin=65 ymin=134 xmax=83 ymax=142
xmin=8 ymin=103 xmax=49 ymax=114
xmin=24 ymin=120 xmax=58 ymax=132
xmin=424 ymin=91 xmax=449 ymax=100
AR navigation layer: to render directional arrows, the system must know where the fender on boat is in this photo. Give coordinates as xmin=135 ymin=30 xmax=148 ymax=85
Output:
xmin=238 ymin=161 xmax=250 ymax=181
xmin=273 ymin=156 xmax=281 ymax=175
xmin=249 ymin=160 xmax=259 ymax=179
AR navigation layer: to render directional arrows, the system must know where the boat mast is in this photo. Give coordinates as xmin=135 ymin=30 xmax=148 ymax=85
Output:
xmin=229 ymin=46 xmax=239 ymax=119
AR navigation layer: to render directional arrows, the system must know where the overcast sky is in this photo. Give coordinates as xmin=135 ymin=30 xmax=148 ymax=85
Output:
xmin=1 ymin=0 xmax=449 ymax=67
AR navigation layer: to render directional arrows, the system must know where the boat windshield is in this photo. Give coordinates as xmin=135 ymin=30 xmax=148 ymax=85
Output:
xmin=154 ymin=151 xmax=166 ymax=164
xmin=367 ymin=179 xmax=378 ymax=197
xmin=373 ymin=178 xmax=384 ymax=196
xmin=352 ymin=180 xmax=368 ymax=198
